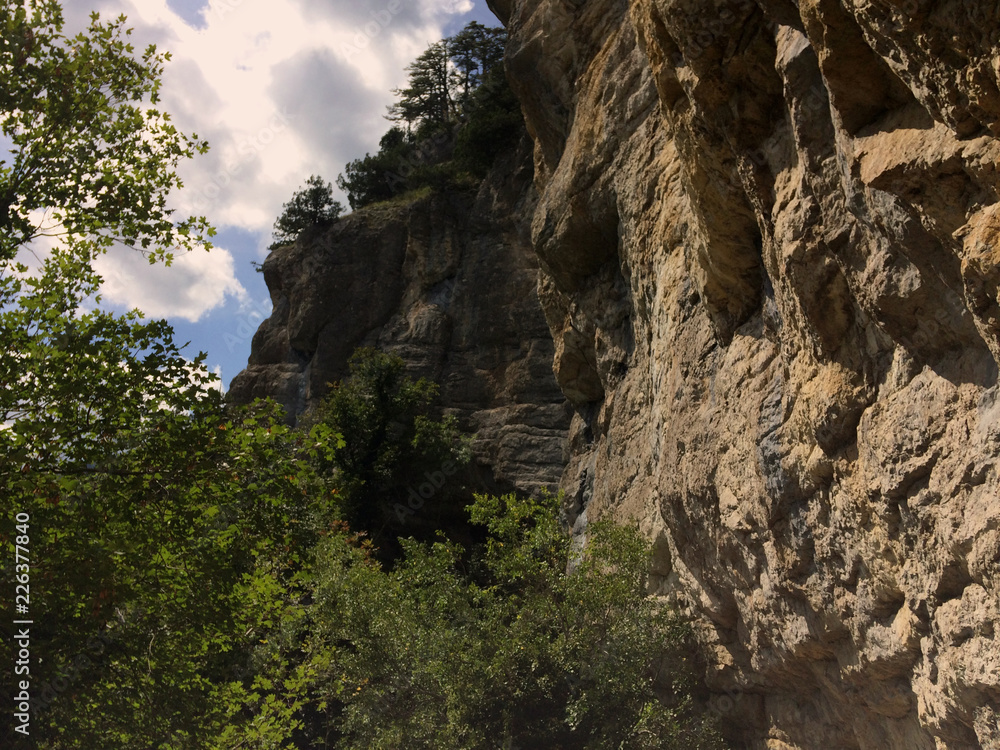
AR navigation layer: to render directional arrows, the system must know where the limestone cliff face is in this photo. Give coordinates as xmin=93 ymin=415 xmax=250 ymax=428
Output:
xmin=229 ymin=141 xmax=571 ymax=495
xmin=494 ymin=0 xmax=1000 ymax=747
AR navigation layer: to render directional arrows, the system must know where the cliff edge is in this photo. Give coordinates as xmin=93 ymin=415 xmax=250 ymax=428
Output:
xmin=229 ymin=139 xmax=571 ymax=496
xmin=496 ymin=0 xmax=1000 ymax=747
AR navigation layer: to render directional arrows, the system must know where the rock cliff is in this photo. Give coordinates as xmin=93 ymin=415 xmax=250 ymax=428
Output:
xmin=492 ymin=0 xmax=1000 ymax=747
xmin=229 ymin=140 xmax=571 ymax=496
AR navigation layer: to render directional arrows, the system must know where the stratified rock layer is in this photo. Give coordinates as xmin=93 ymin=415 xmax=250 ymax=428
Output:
xmin=496 ymin=0 xmax=1000 ymax=747
xmin=229 ymin=143 xmax=570 ymax=496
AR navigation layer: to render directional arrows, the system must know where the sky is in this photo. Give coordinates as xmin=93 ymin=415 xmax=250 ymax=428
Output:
xmin=54 ymin=0 xmax=501 ymax=390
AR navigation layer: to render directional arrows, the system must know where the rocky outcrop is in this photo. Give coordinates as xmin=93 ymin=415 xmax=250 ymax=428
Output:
xmin=499 ymin=0 xmax=1000 ymax=747
xmin=229 ymin=140 xmax=571 ymax=495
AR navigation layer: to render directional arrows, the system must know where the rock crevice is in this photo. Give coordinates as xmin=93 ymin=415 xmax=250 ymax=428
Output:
xmin=502 ymin=0 xmax=1000 ymax=747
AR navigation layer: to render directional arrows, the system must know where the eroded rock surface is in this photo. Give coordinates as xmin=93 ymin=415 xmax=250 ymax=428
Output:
xmin=498 ymin=0 xmax=1000 ymax=746
xmin=229 ymin=142 xmax=570 ymax=495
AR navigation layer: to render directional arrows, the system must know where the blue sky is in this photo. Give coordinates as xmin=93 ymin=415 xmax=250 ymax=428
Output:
xmin=54 ymin=0 xmax=501 ymax=390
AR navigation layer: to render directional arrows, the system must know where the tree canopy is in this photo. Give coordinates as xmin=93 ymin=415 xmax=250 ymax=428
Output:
xmin=447 ymin=21 xmax=505 ymax=106
xmin=270 ymin=174 xmax=343 ymax=249
xmin=386 ymin=22 xmax=507 ymax=132
xmin=387 ymin=40 xmax=453 ymax=130
xmin=303 ymin=493 xmax=726 ymax=750
xmin=310 ymin=348 xmax=471 ymax=560
xmin=337 ymin=22 xmax=522 ymax=211
xmin=0 ymin=0 xmax=213 ymax=264
xmin=0 ymin=4 xmax=335 ymax=746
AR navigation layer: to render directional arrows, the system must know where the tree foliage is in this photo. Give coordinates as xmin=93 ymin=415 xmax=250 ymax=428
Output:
xmin=453 ymin=65 xmax=525 ymax=177
xmin=335 ymin=128 xmax=414 ymax=211
xmin=4 ymin=397 xmax=341 ymax=747
xmin=270 ymin=174 xmax=343 ymax=249
xmin=0 ymin=0 xmax=213 ymax=264
xmin=387 ymin=22 xmax=506 ymax=132
xmin=337 ymin=22 xmax=520 ymax=210
xmin=301 ymin=493 xmax=726 ymax=750
xmin=312 ymin=347 xmax=471 ymax=555
xmin=0 ymin=4 xmax=334 ymax=746
xmin=387 ymin=40 xmax=453 ymax=130
xmin=0 ymin=0 xmax=218 ymax=485
xmin=447 ymin=21 xmax=505 ymax=108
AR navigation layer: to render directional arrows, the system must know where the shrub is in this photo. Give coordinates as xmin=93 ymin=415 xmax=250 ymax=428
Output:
xmin=312 ymin=348 xmax=471 ymax=555
xmin=271 ymin=175 xmax=343 ymax=248
xmin=302 ymin=492 xmax=726 ymax=749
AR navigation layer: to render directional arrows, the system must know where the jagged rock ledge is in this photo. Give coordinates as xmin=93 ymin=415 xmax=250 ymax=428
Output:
xmin=229 ymin=139 xmax=571 ymax=496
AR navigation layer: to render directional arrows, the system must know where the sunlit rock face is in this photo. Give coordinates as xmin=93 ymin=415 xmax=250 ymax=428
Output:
xmin=499 ymin=0 xmax=1000 ymax=746
xmin=229 ymin=140 xmax=572 ymax=497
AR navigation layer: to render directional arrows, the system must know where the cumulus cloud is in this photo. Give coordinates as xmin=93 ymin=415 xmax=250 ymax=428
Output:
xmin=60 ymin=0 xmax=478 ymax=230
xmin=50 ymin=0 xmax=479 ymax=323
xmin=94 ymin=245 xmax=248 ymax=323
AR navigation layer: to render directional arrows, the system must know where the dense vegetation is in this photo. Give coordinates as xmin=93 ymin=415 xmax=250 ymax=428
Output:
xmin=335 ymin=22 xmax=524 ymax=212
xmin=272 ymin=23 xmax=522 ymax=244
xmin=1 ymin=3 xmax=723 ymax=748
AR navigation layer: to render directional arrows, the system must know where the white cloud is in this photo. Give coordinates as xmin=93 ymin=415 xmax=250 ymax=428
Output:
xmin=94 ymin=244 xmax=248 ymax=322
xmin=211 ymin=364 xmax=227 ymax=392
xmin=51 ymin=0 xmax=478 ymax=323
xmin=59 ymin=0 xmax=477 ymax=231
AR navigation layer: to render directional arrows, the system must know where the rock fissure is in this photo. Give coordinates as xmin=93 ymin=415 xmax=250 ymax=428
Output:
xmin=503 ymin=0 xmax=1000 ymax=747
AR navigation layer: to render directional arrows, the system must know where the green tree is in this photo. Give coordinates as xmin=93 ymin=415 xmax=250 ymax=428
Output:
xmin=0 ymin=0 xmax=219 ymax=521
xmin=387 ymin=40 xmax=453 ymax=131
xmin=312 ymin=348 xmax=471 ymax=557
xmin=336 ymin=128 xmax=411 ymax=210
xmin=302 ymin=493 xmax=725 ymax=749
xmin=386 ymin=24 xmax=506 ymax=131
xmin=0 ymin=0 xmax=217 ymax=486
xmin=447 ymin=21 xmax=506 ymax=107
xmin=454 ymin=66 xmax=525 ymax=177
xmin=270 ymin=174 xmax=343 ymax=249
xmin=340 ymin=23 xmax=513 ymax=211
xmin=6 ymin=397 xmax=341 ymax=747
xmin=0 ymin=0 xmax=213 ymax=264
xmin=0 ymin=4 xmax=340 ymax=747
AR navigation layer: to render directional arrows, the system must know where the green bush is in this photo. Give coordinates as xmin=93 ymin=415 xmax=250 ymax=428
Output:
xmin=271 ymin=175 xmax=343 ymax=248
xmin=312 ymin=348 xmax=471 ymax=554
xmin=301 ymin=492 xmax=725 ymax=750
